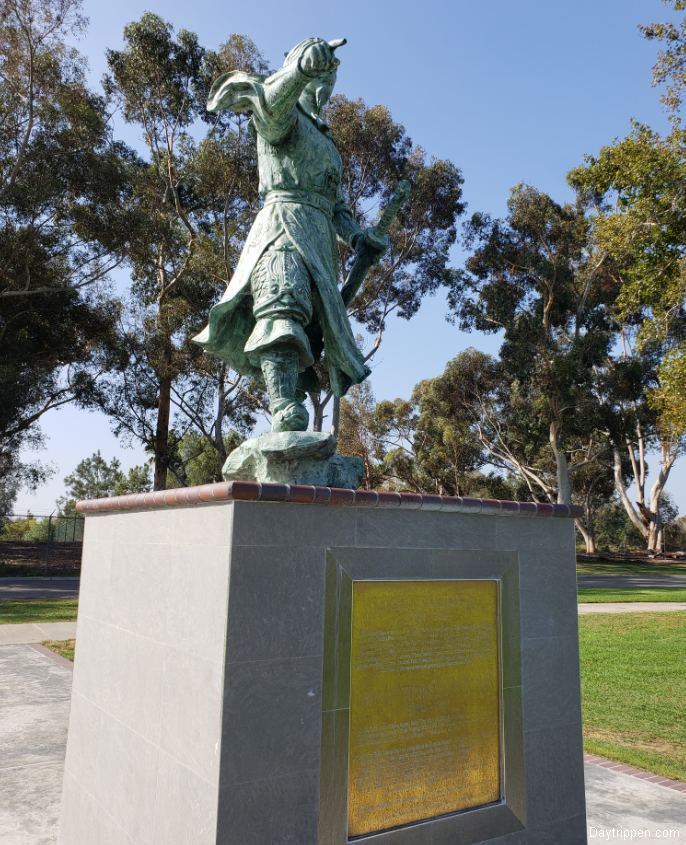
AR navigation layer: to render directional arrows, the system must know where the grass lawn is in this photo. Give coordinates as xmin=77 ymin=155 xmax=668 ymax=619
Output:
xmin=577 ymin=560 xmax=686 ymax=576
xmin=0 ymin=598 xmax=78 ymax=624
xmin=579 ymin=612 xmax=686 ymax=781
xmin=578 ymin=587 xmax=686 ymax=603
xmin=42 ymin=639 xmax=75 ymax=661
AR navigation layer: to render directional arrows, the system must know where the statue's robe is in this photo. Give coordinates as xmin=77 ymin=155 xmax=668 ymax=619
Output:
xmin=192 ymin=71 xmax=370 ymax=398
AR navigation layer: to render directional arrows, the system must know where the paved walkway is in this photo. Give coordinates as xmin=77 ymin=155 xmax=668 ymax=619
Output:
xmin=0 ymin=645 xmax=72 ymax=845
xmin=0 ymin=578 xmax=80 ymax=600
xmin=577 ymin=574 xmax=686 ymax=588
xmin=585 ymin=759 xmax=686 ymax=839
xmin=578 ymin=601 xmax=686 ymax=614
xmin=0 ymin=623 xmax=76 ymax=645
xmin=1 ymin=643 xmax=685 ymax=844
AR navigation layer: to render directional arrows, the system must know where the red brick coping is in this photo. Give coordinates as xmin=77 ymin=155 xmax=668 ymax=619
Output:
xmin=584 ymin=753 xmax=686 ymax=793
xmin=76 ymin=480 xmax=583 ymax=518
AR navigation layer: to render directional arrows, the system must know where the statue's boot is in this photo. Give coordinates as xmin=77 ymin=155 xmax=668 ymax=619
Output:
xmin=261 ymin=347 xmax=309 ymax=432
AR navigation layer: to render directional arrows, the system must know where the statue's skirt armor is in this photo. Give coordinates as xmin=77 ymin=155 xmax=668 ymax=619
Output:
xmin=194 ymin=186 xmax=369 ymax=398
xmin=245 ymin=235 xmax=315 ymax=370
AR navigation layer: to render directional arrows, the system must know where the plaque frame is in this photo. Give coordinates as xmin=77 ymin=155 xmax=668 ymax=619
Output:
xmin=318 ymin=547 xmax=525 ymax=845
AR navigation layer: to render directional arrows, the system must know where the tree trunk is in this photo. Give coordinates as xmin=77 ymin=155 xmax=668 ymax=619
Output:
xmin=310 ymin=392 xmax=324 ymax=432
xmin=575 ymin=519 xmax=596 ymax=554
xmin=153 ymin=334 xmax=173 ymax=491
xmin=331 ymin=396 xmax=341 ymax=436
xmin=647 ymin=520 xmax=662 ymax=554
xmin=611 ymin=444 xmax=649 ymax=541
xmin=213 ymin=365 xmax=228 ymax=481
xmin=154 ymin=372 xmax=171 ymax=490
xmin=645 ymin=436 xmax=678 ymax=553
xmin=549 ymin=421 xmax=572 ymax=504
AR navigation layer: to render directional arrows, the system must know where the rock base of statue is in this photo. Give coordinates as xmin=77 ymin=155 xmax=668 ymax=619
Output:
xmin=221 ymin=431 xmax=364 ymax=488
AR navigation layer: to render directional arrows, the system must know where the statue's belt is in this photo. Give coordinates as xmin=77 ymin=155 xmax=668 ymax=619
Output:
xmin=263 ymin=190 xmax=334 ymax=217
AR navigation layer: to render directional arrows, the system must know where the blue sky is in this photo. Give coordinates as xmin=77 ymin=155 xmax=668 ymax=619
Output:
xmin=16 ymin=0 xmax=686 ymax=512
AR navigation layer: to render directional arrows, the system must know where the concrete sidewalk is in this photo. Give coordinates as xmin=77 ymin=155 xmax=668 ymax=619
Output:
xmin=585 ymin=761 xmax=686 ymax=839
xmin=579 ymin=601 xmax=686 ymax=614
xmin=0 ymin=622 xmax=76 ymax=645
xmin=0 ymin=645 xmax=72 ymax=845
xmin=2 ymin=644 xmax=686 ymax=844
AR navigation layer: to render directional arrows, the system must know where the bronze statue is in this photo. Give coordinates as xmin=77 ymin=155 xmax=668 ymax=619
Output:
xmin=194 ymin=37 xmax=389 ymax=433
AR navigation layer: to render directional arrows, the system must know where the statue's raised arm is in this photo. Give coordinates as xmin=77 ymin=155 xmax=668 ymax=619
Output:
xmin=207 ymin=37 xmax=345 ymax=144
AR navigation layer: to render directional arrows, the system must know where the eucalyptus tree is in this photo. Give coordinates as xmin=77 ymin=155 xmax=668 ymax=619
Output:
xmin=592 ymin=343 xmax=681 ymax=552
xmin=569 ymin=126 xmax=685 ymax=437
xmin=567 ymin=1 xmax=686 ymax=549
xmin=0 ymin=0 xmax=136 ymax=507
xmin=311 ymin=95 xmax=465 ymax=430
xmin=449 ymin=185 xmax=614 ymax=509
xmin=337 ymin=381 xmax=385 ymax=490
xmin=338 ymin=366 xmax=513 ymax=499
xmin=641 ymin=0 xmax=686 ymax=122
xmin=95 ymin=16 xmax=265 ymax=489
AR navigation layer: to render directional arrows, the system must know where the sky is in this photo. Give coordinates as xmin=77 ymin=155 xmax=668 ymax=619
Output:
xmin=15 ymin=0 xmax=686 ymax=513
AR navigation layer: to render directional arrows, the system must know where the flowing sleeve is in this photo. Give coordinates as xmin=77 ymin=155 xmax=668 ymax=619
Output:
xmin=207 ymin=69 xmax=303 ymax=144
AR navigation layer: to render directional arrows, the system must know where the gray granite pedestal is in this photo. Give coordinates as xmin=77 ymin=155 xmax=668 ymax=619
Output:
xmin=59 ymin=482 xmax=586 ymax=845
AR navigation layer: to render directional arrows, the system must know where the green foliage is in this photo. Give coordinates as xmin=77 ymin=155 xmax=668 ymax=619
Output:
xmin=667 ymin=515 xmax=686 ymax=549
xmin=593 ymin=500 xmax=648 ymax=551
xmin=167 ymin=430 xmax=242 ymax=487
xmin=640 ymin=0 xmax=686 ymax=120
xmin=409 ymin=352 xmax=497 ymax=496
xmin=0 ymin=0 xmax=137 ymax=502
xmin=328 ymin=94 xmax=465 ymax=339
xmin=578 ymin=588 xmax=686 ymax=602
xmin=94 ymin=15 xmax=266 ymax=488
xmin=569 ymin=124 xmax=685 ymax=440
xmin=450 ymin=186 xmax=616 ymax=505
xmin=338 ymin=372 xmax=520 ymax=498
xmin=58 ymin=450 xmax=151 ymax=510
xmin=42 ymin=639 xmax=75 ymax=661
xmin=337 ymin=382 xmax=385 ymax=490
xmin=0 ymin=513 xmax=39 ymax=540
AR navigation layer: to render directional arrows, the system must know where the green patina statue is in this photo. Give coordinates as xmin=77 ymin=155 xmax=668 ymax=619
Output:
xmin=193 ymin=37 xmax=388 ymax=435
xmin=194 ymin=37 xmax=410 ymax=486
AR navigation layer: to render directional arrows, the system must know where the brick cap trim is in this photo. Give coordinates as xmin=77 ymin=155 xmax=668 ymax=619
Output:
xmin=76 ymin=480 xmax=582 ymax=518
xmin=584 ymin=753 xmax=685 ymax=792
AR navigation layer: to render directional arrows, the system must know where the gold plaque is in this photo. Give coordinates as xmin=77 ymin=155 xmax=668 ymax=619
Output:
xmin=348 ymin=580 xmax=501 ymax=837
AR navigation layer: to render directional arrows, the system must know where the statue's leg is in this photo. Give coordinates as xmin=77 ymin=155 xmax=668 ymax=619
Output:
xmin=260 ymin=345 xmax=309 ymax=432
xmin=246 ymin=239 xmax=314 ymax=432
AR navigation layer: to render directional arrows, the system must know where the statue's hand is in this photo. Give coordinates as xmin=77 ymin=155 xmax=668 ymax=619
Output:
xmin=299 ymin=39 xmax=340 ymax=78
xmin=355 ymin=227 xmax=389 ymax=256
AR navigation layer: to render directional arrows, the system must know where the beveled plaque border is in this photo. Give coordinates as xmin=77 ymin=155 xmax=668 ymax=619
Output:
xmin=318 ymin=547 xmax=525 ymax=845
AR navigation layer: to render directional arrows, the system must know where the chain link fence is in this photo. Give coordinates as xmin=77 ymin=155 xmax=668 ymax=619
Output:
xmin=0 ymin=513 xmax=84 ymax=574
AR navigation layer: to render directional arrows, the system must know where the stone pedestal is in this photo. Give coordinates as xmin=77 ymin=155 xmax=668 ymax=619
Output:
xmin=60 ymin=483 xmax=587 ymax=845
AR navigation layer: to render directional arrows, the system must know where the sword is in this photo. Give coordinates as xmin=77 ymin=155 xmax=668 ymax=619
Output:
xmin=340 ymin=179 xmax=411 ymax=307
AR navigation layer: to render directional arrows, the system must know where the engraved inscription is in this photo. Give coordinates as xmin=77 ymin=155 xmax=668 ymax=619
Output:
xmin=348 ymin=580 xmax=501 ymax=837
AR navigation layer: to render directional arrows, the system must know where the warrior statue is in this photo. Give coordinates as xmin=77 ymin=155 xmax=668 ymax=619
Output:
xmin=193 ymin=37 xmax=389 ymax=433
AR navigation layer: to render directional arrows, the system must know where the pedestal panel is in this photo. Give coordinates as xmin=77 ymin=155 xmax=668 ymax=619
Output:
xmin=61 ymin=491 xmax=586 ymax=845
